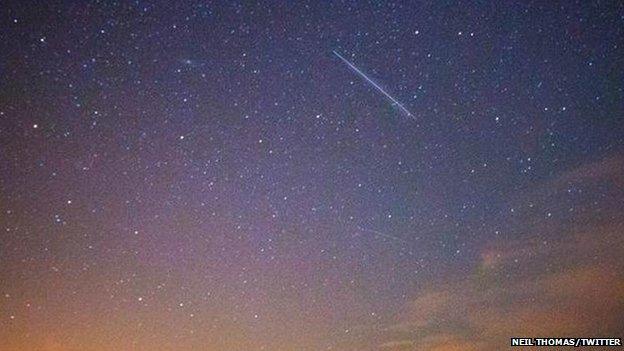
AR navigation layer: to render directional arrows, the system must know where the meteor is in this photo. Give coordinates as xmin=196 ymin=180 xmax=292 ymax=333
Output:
xmin=333 ymin=50 xmax=414 ymax=118
xmin=356 ymin=226 xmax=410 ymax=245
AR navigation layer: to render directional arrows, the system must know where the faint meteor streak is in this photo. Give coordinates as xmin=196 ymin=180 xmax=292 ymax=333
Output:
xmin=356 ymin=226 xmax=410 ymax=245
xmin=333 ymin=50 xmax=414 ymax=118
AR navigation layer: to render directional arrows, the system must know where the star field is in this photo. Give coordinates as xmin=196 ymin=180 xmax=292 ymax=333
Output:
xmin=1 ymin=1 xmax=623 ymax=350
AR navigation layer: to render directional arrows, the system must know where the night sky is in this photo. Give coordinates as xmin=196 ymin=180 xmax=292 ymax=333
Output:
xmin=1 ymin=1 xmax=623 ymax=350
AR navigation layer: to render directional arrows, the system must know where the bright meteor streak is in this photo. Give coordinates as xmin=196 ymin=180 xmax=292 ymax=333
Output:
xmin=333 ymin=50 xmax=414 ymax=118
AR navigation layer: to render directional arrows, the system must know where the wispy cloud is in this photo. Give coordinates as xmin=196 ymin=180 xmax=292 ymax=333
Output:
xmin=376 ymin=220 xmax=624 ymax=350
xmin=352 ymin=155 xmax=624 ymax=351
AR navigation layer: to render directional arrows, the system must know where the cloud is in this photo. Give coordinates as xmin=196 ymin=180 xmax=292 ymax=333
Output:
xmin=377 ymin=220 xmax=624 ymax=350
xmin=334 ymin=156 xmax=624 ymax=351
xmin=504 ymin=153 xmax=624 ymax=225
xmin=552 ymin=154 xmax=624 ymax=188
